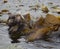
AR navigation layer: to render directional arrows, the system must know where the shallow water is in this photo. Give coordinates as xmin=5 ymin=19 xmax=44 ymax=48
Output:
xmin=0 ymin=0 xmax=60 ymax=49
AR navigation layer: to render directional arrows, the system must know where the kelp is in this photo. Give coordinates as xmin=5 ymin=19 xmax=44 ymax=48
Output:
xmin=0 ymin=12 xmax=2 ymax=16
xmin=26 ymin=14 xmax=60 ymax=42
xmin=3 ymin=0 xmax=8 ymax=3
xmin=27 ymin=27 xmax=52 ymax=42
xmin=44 ymin=14 xmax=60 ymax=25
xmin=1 ymin=9 xmax=9 ymax=13
xmin=41 ymin=4 xmax=49 ymax=13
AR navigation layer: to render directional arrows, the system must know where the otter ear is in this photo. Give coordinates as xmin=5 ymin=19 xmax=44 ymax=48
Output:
xmin=23 ymin=13 xmax=31 ymax=22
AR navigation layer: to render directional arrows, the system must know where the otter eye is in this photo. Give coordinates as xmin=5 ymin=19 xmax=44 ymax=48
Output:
xmin=12 ymin=16 xmax=15 ymax=19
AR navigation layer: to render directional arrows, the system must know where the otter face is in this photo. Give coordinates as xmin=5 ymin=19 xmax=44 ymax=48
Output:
xmin=8 ymin=14 xmax=32 ymax=43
